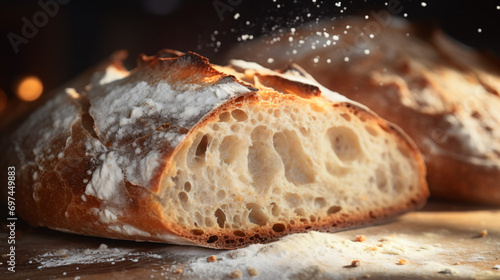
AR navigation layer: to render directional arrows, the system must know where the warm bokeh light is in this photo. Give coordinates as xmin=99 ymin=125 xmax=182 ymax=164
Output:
xmin=0 ymin=89 xmax=7 ymax=112
xmin=16 ymin=76 xmax=43 ymax=102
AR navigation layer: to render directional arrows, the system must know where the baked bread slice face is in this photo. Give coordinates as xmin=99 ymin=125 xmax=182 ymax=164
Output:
xmin=227 ymin=18 xmax=500 ymax=205
xmin=2 ymin=50 xmax=428 ymax=249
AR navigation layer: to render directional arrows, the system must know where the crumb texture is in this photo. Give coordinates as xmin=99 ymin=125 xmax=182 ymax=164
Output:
xmin=161 ymin=62 xmax=425 ymax=247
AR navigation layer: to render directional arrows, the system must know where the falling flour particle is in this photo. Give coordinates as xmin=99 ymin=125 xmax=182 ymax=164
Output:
xmin=421 ymin=2 xmax=427 ymax=7
xmin=234 ymin=13 xmax=240 ymax=20
xmin=344 ymin=57 xmax=350 ymax=62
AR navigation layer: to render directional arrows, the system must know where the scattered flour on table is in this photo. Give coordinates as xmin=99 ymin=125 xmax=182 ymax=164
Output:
xmin=183 ymin=231 xmax=496 ymax=279
xmin=29 ymin=231 xmax=500 ymax=279
xmin=33 ymin=243 xmax=162 ymax=269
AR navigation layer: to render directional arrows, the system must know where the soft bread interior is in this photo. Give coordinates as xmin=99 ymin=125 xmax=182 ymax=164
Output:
xmin=160 ymin=92 xmax=423 ymax=247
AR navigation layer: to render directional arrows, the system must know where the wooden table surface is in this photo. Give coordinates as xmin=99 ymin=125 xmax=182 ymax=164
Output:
xmin=1 ymin=200 xmax=499 ymax=280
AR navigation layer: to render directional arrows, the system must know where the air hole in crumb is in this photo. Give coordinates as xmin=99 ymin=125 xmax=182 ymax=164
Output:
xmin=272 ymin=223 xmax=286 ymax=232
xmin=195 ymin=212 xmax=203 ymax=226
xmin=375 ymin=168 xmax=388 ymax=192
xmin=205 ymin=217 xmax=214 ymax=227
xmin=257 ymin=113 xmax=264 ymax=121
xmin=295 ymin=208 xmax=306 ymax=216
xmin=314 ymin=197 xmax=327 ymax=208
xmin=233 ymin=230 xmax=246 ymax=237
xmin=246 ymin=203 xmax=269 ymax=226
xmin=248 ymin=126 xmax=282 ymax=192
xmin=219 ymin=112 xmax=231 ymax=122
xmin=471 ymin=111 xmax=481 ymax=118
xmin=327 ymin=126 xmax=363 ymax=162
xmin=273 ymin=130 xmax=315 ymax=185
xmin=211 ymin=123 xmax=220 ymax=131
xmin=233 ymin=215 xmax=241 ymax=225
xmin=285 ymin=193 xmax=302 ymax=207
xmin=215 ymin=208 xmax=226 ymax=228
xmin=207 ymin=235 xmax=218 ymax=243
xmin=271 ymin=202 xmax=281 ymax=216
xmin=231 ymin=109 xmax=248 ymax=121
xmin=394 ymin=181 xmax=405 ymax=193
xmin=340 ymin=113 xmax=351 ymax=121
xmin=184 ymin=182 xmax=191 ymax=192
xmin=267 ymin=108 xmax=273 ymax=114
xmin=274 ymin=110 xmax=281 ymax=118
xmin=220 ymin=136 xmax=244 ymax=165
xmin=191 ymin=229 xmax=204 ymax=235
xmin=310 ymin=215 xmax=317 ymax=222
xmin=217 ymin=190 xmax=226 ymax=200
xmin=178 ymin=192 xmax=189 ymax=209
xmin=300 ymin=127 xmax=310 ymax=136
xmin=230 ymin=124 xmax=239 ymax=132
xmin=196 ymin=135 xmax=209 ymax=157
xmin=327 ymin=206 xmax=342 ymax=215
xmin=365 ymin=125 xmax=378 ymax=137
xmin=172 ymin=176 xmax=179 ymax=184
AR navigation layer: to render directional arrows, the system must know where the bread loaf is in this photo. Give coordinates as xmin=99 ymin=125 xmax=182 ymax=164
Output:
xmin=228 ymin=18 xmax=500 ymax=205
xmin=1 ymin=50 xmax=428 ymax=248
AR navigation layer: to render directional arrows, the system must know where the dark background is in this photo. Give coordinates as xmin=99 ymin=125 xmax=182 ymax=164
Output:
xmin=1 ymin=0 xmax=500 ymax=106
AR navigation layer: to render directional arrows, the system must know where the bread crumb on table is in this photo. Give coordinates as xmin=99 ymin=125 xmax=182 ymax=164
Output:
xmin=355 ymin=235 xmax=367 ymax=242
xmin=175 ymin=268 xmax=183 ymax=274
xmin=479 ymin=229 xmax=488 ymax=237
xmin=228 ymin=269 xmax=242 ymax=279
xmin=397 ymin=259 xmax=407 ymax=265
xmin=365 ymin=246 xmax=377 ymax=251
xmin=351 ymin=260 xmax=361 ymax=267
xmin=247 ymin=267 xmax=258 ymax=276
xmin=207 ymin=255 xmax=217 ymax=262
xmin=438 ymin=269 xmax=453 ymax=275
